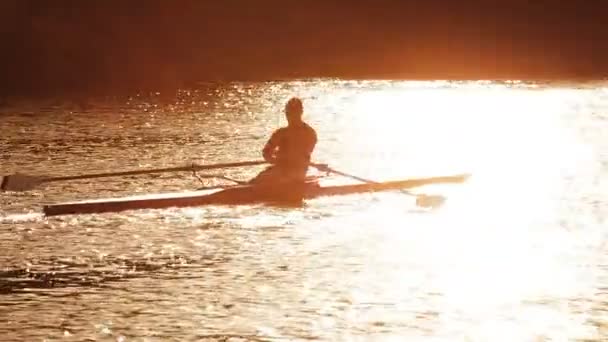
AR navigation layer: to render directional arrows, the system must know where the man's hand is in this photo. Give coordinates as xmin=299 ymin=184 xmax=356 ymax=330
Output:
xmin=263 ymin=150 xmax=277 ymax=164
xmin=264 ymin=155 xmax=277 ymax=164
xmin=262 ymin=145 xmax=276 ymax=163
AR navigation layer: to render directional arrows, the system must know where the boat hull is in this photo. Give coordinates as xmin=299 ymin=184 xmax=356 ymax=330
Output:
xmin=42 ymin=174 xmax=469 ymax=216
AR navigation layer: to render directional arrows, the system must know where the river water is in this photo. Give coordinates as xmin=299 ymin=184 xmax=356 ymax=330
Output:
xmin=1 ymin=80 xmax=607 ymax=341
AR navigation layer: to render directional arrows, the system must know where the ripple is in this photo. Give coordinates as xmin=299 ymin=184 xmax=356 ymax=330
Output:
xmin=1 ymin=80 xmax=607 ymax=341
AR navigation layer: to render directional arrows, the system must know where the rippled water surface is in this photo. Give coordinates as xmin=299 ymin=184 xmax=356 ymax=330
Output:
xmin=1 ymin=80 xmax=607 ymax=341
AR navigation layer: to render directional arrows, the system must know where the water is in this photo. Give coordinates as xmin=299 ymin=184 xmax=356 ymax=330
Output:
xmin=1 ymin=80 xmax=607 ymax=341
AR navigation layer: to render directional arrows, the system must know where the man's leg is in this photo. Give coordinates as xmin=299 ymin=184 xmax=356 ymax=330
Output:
xmin=248 ymin=165 xmax=280 ymax=184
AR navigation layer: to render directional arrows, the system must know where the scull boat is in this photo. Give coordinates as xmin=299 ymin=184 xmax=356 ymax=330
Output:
xmin=42 ymin=173 xmax=469 ymax=216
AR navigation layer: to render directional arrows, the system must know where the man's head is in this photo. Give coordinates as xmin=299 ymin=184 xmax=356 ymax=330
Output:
xmin=285 ymin=97 xmax=303 ymax=125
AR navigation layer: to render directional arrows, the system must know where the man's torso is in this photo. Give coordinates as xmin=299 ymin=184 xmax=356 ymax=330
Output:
xmin=271 ymin=122 xmax=317 ymax=170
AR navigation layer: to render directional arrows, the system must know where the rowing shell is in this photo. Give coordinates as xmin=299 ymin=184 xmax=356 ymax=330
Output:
xmin=42 ymin=174 xmax=469 ymax=216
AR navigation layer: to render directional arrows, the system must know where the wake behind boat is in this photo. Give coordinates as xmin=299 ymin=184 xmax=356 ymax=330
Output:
xmin=42 ymin=173 xmax=470 ymax=216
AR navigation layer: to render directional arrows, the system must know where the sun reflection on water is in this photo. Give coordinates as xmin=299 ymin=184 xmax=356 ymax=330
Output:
xmin=305 ymin=81 xmax=601 ymax=340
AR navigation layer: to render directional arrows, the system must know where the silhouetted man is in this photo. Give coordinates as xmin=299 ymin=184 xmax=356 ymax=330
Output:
xmin=250 ymin=97 xmax=317 ymax=185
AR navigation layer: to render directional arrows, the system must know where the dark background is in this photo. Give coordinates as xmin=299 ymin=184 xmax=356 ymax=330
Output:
xmin=1 ymin=0 xmax=607 ymax=97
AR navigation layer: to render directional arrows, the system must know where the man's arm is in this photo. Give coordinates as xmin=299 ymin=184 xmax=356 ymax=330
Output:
xmin=262 ymin=131 xmax=279 ymax=163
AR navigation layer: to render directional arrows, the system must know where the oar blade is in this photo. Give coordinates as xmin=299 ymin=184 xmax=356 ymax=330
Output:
xmin=415 ymin=194 xmax=446 ymax=209
xmin=1 ymin=174 xmax=45 ymax=192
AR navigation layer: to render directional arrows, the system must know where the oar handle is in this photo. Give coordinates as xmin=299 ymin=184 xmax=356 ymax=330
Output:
xmin=43 ymin=160 xmax=268 ymax=183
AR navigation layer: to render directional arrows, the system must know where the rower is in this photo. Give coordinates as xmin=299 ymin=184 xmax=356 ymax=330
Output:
xmin=249 ymin=97 xmax=317 ymax=185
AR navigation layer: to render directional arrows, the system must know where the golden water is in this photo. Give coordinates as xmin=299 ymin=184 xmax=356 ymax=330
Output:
xmin=1 ymin=80 xmax=606 ymax=341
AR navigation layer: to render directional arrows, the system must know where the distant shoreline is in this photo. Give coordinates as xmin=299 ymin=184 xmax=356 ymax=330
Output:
xmin=1 ymin=77 xmax=607 ymax=102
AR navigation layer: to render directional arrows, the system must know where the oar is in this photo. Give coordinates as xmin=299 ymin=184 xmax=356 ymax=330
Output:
xmin=311 ymin=164 xmax=446 ymax=208
xmin=1 ymin=160 xmax=268 ymax=192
